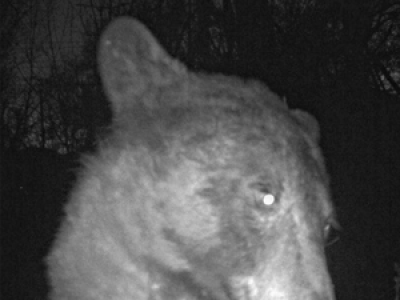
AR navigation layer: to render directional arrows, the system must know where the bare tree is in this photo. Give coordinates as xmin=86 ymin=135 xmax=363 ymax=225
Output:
xmin=0 ymin=0 xmax=30 ymax=151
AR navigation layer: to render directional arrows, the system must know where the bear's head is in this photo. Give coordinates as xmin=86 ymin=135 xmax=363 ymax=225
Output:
xmin=47 ymin=17 xmax=336 ymax=300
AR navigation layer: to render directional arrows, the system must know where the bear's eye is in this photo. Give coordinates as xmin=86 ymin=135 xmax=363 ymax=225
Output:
xmin=323 ymin=223 xmax=331 ymax=240
xmin=253 ymin=186 xmax=278 ymax=210
xmin=324 ymin=218 xmax=340 ymax=245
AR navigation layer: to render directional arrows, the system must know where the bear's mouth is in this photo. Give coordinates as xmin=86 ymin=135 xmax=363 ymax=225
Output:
xmin=147 ymin=260 xmax=235 ymax=300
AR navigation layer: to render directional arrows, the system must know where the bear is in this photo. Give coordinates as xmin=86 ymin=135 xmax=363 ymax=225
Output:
xmin=46 ymin=17 xmax=336 ymax=300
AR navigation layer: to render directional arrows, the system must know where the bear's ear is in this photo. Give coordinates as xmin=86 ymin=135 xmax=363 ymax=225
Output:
xmin=98 ymin=17 xmax=186 ymax=114
xmin=291 ymin=110 xmax=320 ymax=142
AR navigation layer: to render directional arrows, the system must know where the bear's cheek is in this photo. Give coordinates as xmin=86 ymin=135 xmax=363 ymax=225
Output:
xmin=208 ymin=204 xmax=280 ymax=273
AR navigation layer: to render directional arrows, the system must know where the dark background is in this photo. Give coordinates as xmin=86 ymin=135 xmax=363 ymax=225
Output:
xmin=1 ymin=1 xmax=399 ymax=299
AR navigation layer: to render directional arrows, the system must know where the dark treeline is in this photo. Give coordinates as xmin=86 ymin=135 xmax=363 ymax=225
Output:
xmin=1 ymin=1 xmax=399 ymax=300
xmin=1 ymin=0 xmax=399 ymax=153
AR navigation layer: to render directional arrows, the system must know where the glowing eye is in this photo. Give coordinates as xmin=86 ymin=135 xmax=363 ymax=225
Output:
xmin=255 ymin=188 xmax=277 ymax=210
xmin=250 ymin=183 xmax=279 ymax=210
xmin=262 ymin=193 xmax=275 ymax=206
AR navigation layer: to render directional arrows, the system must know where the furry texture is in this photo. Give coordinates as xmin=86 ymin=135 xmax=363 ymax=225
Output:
xmin=47 ymin=17 xmax=335 ymax=300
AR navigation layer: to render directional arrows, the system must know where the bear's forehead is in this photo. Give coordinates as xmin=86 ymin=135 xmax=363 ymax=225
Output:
xmin=191 ymin=122 xmax=331 ymax=214
xmin=158 ymin=100 xmax=297 ymax=145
